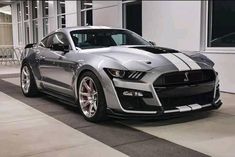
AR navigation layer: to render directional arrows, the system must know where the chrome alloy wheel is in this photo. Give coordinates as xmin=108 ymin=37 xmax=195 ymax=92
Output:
xmin=21 ymin=66 xmax=31 ymax=94
xmin=79 ymin=76 xmax=98 ymax=118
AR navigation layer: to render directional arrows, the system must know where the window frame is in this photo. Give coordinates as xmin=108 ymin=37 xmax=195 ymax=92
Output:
xmin=39 ymin=32 xmax=72 ymax=50
xmin=122 ymin=0 xmax=142 ymax=36
xmin=69 ymin=29 xmax=150 ymax=50
xmin=201 ymin=0 xmax=235 ymax=53
xmin=80 ymin=0 xmax=93 ymax=26
xmin=0 ymin=4 xmax=13 ymax=47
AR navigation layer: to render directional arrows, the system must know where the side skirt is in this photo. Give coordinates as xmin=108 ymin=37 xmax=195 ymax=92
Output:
xmin=42 ymin=88 xmax=77 ymax=107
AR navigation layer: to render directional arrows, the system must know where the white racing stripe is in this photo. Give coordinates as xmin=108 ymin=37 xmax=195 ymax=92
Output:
xmin=174 ymin=53 xmax=201 ymax=70
xmin=160 ymin=54 xmax=190 ymax=71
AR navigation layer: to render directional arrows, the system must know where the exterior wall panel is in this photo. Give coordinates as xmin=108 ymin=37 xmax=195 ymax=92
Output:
xmin=93 ymin=1 xmax=122 ymax=28
xmin=142 ymin=1 xmax=201 ymax=51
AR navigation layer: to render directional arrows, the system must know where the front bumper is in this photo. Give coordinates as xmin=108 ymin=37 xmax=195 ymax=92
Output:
xmin=106 ymin=99 xmax=222 ymax=119
xmin=103 ymin=69 xmax=222 ymax=117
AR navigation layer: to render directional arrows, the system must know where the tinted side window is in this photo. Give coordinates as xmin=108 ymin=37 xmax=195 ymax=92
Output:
xmin=46 ymin=35 xmax=53 ymax=48
xmin=51 ymin=33 xmax=69 ymax=46
xmin=39 ymin=35 xmax=53 ymax=48
xmin=39 ymin=37 xmax=48 ymax=47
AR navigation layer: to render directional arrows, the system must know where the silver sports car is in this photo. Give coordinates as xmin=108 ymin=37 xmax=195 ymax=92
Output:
xmin=21 ymin=26 xmax=222 ymax=122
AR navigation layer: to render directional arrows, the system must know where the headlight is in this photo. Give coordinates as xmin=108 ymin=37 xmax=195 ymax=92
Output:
xmin=104 ymin=68 xmax=145 ymax=80
xmin=105 ymin=68 xmax=126 ymax=78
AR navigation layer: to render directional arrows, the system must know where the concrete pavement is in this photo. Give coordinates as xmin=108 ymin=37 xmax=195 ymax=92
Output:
xmin=121 ymin=93 xmax=235 ymax=157
xmin=0 ymin=91 xmax=127 ymax=157
xmin=1 ymin=65 xmax=235 ymax=157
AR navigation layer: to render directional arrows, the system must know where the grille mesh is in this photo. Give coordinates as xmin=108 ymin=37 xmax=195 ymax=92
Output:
xmin=154 ymin=70 xmax=216 ymax=87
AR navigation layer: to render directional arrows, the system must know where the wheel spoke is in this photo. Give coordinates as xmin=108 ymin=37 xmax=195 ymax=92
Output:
xmin=81 ymin=100 xmax=90 ymax=108
xmin=23 ymin=68 xmax=29 ymax=76
xmin=93 ymin=101 xmax=97 ymax=110
xmin=21 ymin=66 xmax=31 ymax=94
xmin=89 ymin=104 xmax=94 ymax=116
xmin=80 ymin=92 xmax=90 ymax=97
xmin=89 ymin=79 xmax=94 ymax=91
xmin=92 ymin=92 xmax=97 ymax=97
xmin=83 ymin=81 xmax=91 ymax=92
xmin=79 ymin=76 xmax=98 ymax=118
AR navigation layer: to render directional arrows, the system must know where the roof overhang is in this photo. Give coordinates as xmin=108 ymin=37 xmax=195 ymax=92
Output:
xmin=0 ymin=0 xmax=12 ymax=7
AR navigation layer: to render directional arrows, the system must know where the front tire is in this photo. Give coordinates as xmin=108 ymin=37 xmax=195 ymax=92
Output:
xmin=20 ymin=63 xmax=39 ymax=97
xmin=78 ymin=71 xmax=107 ymax=122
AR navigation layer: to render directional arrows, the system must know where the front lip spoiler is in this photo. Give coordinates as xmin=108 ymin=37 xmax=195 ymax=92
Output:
xmin=106 ymin=100 xmax=222 ymax=120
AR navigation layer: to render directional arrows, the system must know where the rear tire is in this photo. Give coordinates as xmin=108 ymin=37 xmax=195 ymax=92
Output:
xmin=78 ymin=71 xmax=107 ymax=122
xmin=20 ymin=63 xmax=39 ymax=97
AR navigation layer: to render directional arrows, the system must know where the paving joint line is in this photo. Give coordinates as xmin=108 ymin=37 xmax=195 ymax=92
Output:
xmin=112 ymin=137 xmax=155 ymax=148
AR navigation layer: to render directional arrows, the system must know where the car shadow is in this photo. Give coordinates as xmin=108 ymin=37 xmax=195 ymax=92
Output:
xmin=117 ymin=111 xmax=216 ymax=127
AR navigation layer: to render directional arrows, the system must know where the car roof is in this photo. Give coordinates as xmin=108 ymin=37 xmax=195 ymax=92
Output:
xmin=41 ymin=26 xmax=127 ymax=41
xmin=55 ymin=26 xmax=125 ymax=34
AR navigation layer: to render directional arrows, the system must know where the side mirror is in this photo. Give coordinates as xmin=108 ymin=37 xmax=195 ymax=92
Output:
xmin=25 ymin=43 xmax=37 ymax=49
xmin=51 ymin=43 xmax=70 ymax=53
xmin=149 ymin=41 xmax=156 ymax=46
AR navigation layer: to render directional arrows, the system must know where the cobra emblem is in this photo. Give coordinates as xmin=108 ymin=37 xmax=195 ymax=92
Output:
xmin=184 ymin=72 xmax=189 ymax=82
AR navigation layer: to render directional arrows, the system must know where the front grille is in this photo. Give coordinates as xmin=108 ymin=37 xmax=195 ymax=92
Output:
xmin=159 ymin=91 xmax=214 ymax=110
xmin=154 ymin=70 xmax=216 ymax=87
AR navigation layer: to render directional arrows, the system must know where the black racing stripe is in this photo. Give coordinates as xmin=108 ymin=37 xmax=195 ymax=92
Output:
xmin=0 ymin=77 xmax=209 ymax=157
xmin=172 ymin=53 xmax=192 ymax=70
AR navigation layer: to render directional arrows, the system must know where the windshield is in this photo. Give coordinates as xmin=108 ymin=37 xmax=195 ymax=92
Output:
xmin=70 ymin=29 xmax=151 ymax=49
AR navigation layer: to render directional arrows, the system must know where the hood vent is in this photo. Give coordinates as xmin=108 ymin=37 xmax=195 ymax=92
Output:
xmin=132 ymin=46 xmax=179 ymax=54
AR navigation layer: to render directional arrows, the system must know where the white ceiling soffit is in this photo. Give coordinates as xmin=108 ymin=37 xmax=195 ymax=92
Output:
xmin=0 ymin=0 xmax=12 ymax=8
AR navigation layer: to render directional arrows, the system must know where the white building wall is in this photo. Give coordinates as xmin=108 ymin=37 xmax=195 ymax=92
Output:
xmin=205 ymin=53 xmax=235 ymax=93
xmin=93 ymin=1 xmax=122 ymax=28
xmin=142 ymin=1 xmax=201 ymax=51
xmin=142 ymin=1 xmax=235 ymax=93
xmin=48 ymin=1 xmax=56 ymax=33
xmin=65 ymin=1 xmax=77 ymax=27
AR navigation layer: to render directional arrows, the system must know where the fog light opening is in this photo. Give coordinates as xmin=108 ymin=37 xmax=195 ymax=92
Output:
xmin=123 ymin=90 xmax=143 ymax=97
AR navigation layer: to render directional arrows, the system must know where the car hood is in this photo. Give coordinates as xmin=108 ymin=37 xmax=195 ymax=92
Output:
xmin=81 ymin=46 xmax=213 ymax=71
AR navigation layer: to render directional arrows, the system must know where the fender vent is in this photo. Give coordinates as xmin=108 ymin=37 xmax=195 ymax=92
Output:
xmin=128 ymin=71 xmax=144 ymax=80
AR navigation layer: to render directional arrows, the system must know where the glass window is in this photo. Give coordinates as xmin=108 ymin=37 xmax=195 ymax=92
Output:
xmin=42 ymin=0 xmax=49 ymax=36
xmin=122 ymin=1 xmax=142 ymax=35
xmin=23 ymin=1 xmax=29 ymax=20
xmin=57 ymin=0 xmax=65 ymax=15
xmin=86 ymin=10 xmax=93 ymax=26
xmin=0 ymin=6 xmax=12 ymax=23
xmin=39 ymin=37 xmax=48 ymax=47
xmin=0 ymin=24 xmax=13 ymax=46
xmin=57 ymin=15 xmax=66 ymax=28
xmin=52 ymin=33 xmax=69 ymax=46
xmin=43 ymin=18 xmax=48 ymax=36
xmin=208 ymin=1 xmax=235 ymax=47
xmin=40 ymin=35 xmax=53 ymax=48
xmin=24 ymin=22 xmax=30 ymax=44
xmin=81 ymin=0 xmax=93 ymax=10
xmin=32 ymin=20 xmax=38 ymax=43
xmin=18 ymin=23 xmax=23 ymax=44
xmin=46 ymin=35 xmax=53 ymax=48
xmin=81 ymin=10 xmax=93 ymax=26
xmin=0 ymin=5 xmax=13 ymax=46
xmin=32 ymin=0 xmax=38 ymax=19
xmin=42 ymin=0 xmax=49 ymax=17
xmin=70 ymin=29 xmax=150 ymax=49
xmin=17 ymin=3 xmax=21 ymax=22
xmin=57 ymin=0 xmax=66 ymax=28
xmin=81 ymin=0 xmax=93 ymax=26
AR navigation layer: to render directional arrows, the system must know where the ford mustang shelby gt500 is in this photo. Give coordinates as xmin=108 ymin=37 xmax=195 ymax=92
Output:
xmin=20 ymin=26 xmax=222 ymax=122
